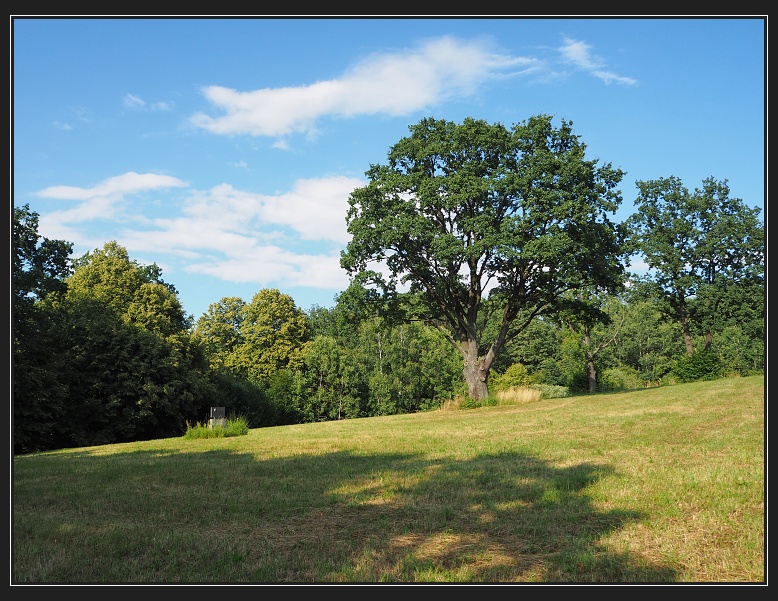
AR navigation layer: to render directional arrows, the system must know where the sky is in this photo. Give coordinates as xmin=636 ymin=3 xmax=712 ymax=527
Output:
xmin=11 ymin=16 xmax=766 ymax=321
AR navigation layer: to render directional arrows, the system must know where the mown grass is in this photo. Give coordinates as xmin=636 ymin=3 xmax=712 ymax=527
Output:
xmin=12 ymin=375 xmax=764 ymax=584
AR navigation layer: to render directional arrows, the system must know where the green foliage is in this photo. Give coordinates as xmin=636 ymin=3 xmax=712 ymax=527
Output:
xmin=714 ymin=325 xmax=764 ymax=377
xmin=240 ymin=288 xmax=310 ymax=379
xmin=196 ymin=289 xmax=310 ymax=381
xmin=492 ymin=317 xmax=562 ymax=376
xmin=264 ymin=368 xmax=307 ymax=425
xmin=194 ymin=297 xmax=248 ymax=371
xmin=598 ymin=367 xmax=644 ymax=392
xmin=341 ymin=114 xmax=627 ymax=400
xmin=491 ymin=362 xmax=533 ymax=391
xmin=69 ymin=241 xmax=188 ymax=330
xmin=609 ymin=295 xmax=679 ymax=384
xmin=627 ymin=176 xmax=764 ymax=356
xmin=13 ymin=205 xmax=74 ymax=454
xmin=458 ymin=396 xmax=493 ymax=410
xmin=13 ymin=204 xmax=72 ymax=308
xmin=555 ymin=335 xmax=590 ymax=393
xmin=531 ymin=384 xmax=571 ymax=399
xmin=672 ymin=349 xmax=723 ymax=383
xmin=14 ymin=239 xmax=210 ymax=453
xmin=200 ymin=369 xmax=278 ymax=428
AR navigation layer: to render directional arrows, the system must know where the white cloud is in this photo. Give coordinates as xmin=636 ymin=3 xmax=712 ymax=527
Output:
xmin=558 ymin=37 xmax=637 ymax=85
xmin=592 ymin=70 xmax=638 ymax=86
xmin=187 ymin=248 xmax=349 ymax=291
xmin=51 ymin=174 xmax=361 ymax=293
xmin=559 ymin=37 xmax=603 ymax=70
xmin=261 ymin=176 xmax=362 ymax=243
xmin=35 ymin=172 xmax=189 ymax=244
xmin=189 ymin=36 xmax=538 ymax=138
xmin=131 ymin=175 xmax=357 ymax=254
xmin=36 ymin=172 xmax=188 ymax=201
xmin=128 ymin=177 xmax=364 ymax=289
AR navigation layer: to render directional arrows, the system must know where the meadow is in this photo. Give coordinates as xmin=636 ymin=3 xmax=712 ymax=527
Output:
xmin=12 ymin=375 xmax=764 ymax=584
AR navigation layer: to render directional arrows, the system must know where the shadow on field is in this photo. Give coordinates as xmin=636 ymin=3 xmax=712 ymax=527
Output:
xmin=14 ymin=446 xmax=677 ymax=583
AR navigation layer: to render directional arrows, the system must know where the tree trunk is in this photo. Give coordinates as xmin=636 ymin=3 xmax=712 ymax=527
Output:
xmin=462 ymin=340 xmax=489 ymax=401
xmin=677 ymin=294 xmax=695 ymax=356
xmin=682 ymin=322 xmax=694 ymax=356
xmin=586 ymin=352 xmax=597 ymax=394
xmin=703 ymin=330 xmax=713 ymax=351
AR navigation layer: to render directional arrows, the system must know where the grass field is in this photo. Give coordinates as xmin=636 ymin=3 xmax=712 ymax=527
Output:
xmin=12 ymin=375 xmax=765 ymax=584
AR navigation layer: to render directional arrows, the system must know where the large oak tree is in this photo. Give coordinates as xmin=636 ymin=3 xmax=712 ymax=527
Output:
xmin=341 ymin=115 xmax=628 ymax=400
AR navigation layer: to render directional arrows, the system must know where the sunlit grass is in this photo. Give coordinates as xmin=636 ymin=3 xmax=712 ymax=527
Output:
xmin=493 ymin=386 xmax=543 ymax=405
xmin=13 ymin=375 xmax=764 ymax=583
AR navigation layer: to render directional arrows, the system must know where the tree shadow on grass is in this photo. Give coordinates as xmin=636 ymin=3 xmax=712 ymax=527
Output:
xmin=13 ymin=447 xmax=676 ymax=583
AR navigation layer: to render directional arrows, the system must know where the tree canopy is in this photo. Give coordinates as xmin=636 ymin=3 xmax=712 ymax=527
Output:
xmin=626 ymin=176 xmax=764 ymax=355
xmin=195 ymin=288 xmax=310 ymax=381
xmin=341 ymin=115 xmax=629 ymax=400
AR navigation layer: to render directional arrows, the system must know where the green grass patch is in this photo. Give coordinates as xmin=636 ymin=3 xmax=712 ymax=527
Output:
xmin=13 ymin=376 xmax=764 ymax=583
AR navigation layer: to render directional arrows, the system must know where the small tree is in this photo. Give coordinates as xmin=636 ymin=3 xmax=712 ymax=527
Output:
xmin=626 ymin=176 xmax=764 ymax=356
xmin=557 ymin=291 xmax=626 ymax=393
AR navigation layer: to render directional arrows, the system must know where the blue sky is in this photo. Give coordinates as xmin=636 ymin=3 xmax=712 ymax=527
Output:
xmin=12 ymin=16 xmax=766 ymax=321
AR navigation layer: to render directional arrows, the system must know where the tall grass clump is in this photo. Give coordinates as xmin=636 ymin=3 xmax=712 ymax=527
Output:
xmin=494 ymin=386 xmax=543 ymax=405
xmin=183 ymin=414 xmax=250 ymax=439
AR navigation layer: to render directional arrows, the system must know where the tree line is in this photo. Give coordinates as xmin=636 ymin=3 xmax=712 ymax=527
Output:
xmin=13 ymin=115 xmax=764 ymax=455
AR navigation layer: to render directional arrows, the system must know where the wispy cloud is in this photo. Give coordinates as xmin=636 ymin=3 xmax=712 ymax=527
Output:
xmin=36 ymin=172 xmax=188 ymax=202
xmin=35 ymin=172 xmax=189 ymax=244
xmin=123 ymin=93 xmax=146 ymax=109
xmin=189 ymin=36 xmax=539 ymax=139
xmin=558 ymin=37 xmax=637 ymax=85
xmin=123 ymin=93 xmax=175 ymax=111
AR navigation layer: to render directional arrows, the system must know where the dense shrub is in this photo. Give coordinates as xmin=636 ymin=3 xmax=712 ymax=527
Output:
xmin=532 ymin=384 xmax=571 ymax=399
xmin=491 ymin=363 xmax=533 ymax=391
xmin=599 ymin=367 xmax=643 ymax=392
xmin=672 ymin=349 xmax=723 ymax=383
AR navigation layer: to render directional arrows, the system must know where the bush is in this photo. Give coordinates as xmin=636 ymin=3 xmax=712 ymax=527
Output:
xmin=531 ymin=384 xmax=571 ymax=399
xmin=445 ymin=382 xmax=569 ymax=411
xmin=672 ymin=349 xmax=722 ymax=383
xmin=599 ymin=367 xmax=642 ymax=392
xmin=492 ymin=363 xmax=533 ymax=391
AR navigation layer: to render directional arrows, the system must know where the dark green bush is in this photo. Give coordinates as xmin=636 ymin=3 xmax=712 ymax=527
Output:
xmin=672 ymin=349 xmax=722 ymax=383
